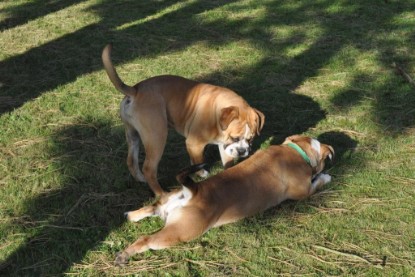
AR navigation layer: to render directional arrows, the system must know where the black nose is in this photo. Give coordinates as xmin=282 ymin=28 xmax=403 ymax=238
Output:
xmin=236 ymin=147 xmax=246 ymax=156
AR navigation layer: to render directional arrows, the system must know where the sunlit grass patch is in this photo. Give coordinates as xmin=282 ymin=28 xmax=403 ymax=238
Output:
xmin=1 ymin=0 xmax=414 ymax=275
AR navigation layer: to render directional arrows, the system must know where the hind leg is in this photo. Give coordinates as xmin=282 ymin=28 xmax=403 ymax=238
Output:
xmin=115 ymin=207 xmax=210 ymax=266
xmin=186 ymin=138 xmax=209 ymax=178
xmin=138 ymin=112 xmax=168 ymax=196
xmin=125 ymin=124 xmax=146 ymax=182
xmin=125 ymin=205 xmax=156 ymax=222
xmin=115 ymin=224 xmax=182 ymax=266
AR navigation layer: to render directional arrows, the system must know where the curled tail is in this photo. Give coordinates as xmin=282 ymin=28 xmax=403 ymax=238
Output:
xmin=101 ymin=44 xmax=136 ymax=97
xmin=176 ymin=163 xmax=206 ymax=189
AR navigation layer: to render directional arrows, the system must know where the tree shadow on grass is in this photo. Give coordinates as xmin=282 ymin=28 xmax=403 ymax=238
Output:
xmin=0 ymin=1 xmax=329 ymax=273
xmin=1 ymin=0 xmax=413 ymax=274
xmin=0 ymin=0 xmax=236 ymax=114
xmin=0 ymin=0 xmax=85 ymax=31
xmin=0 ymin=118 xmax=156 ymax=275
xmin=1 ymin=0 xmax=414 ymax=136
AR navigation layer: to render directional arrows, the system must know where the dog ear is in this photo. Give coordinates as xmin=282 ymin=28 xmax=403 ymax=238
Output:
xmin=322 ymin=144 xmax=335 ymax=161
xmin=252 ymin=108 xmax=265 ymax=135
xmin=220 ymin=106 xmax=239 ymax=130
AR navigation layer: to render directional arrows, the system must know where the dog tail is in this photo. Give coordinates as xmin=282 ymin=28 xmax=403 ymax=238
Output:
xmin=175 ymin=163 xmax=206 ymax=189
xmin=102 ymin=44 xmax=136 ymax=97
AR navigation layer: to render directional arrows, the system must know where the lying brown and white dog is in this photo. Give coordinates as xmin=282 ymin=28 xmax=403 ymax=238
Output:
xmin=115 ymin=135 xmax=334 ymax=265
xmin=102 ymin=45 xmax=265 ymax=196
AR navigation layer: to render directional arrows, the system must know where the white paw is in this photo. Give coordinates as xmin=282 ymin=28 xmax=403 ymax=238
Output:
xmin=124 ymin=211 xmax=134 ymax=222
xmin=195 ymin=169 xmax=209 ymax=178
xmin=319 ymin=173 xmax=332 ymax=184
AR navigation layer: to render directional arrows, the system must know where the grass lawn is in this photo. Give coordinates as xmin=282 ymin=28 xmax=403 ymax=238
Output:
xmin=1 ymin=0 xmax=414 ymax=275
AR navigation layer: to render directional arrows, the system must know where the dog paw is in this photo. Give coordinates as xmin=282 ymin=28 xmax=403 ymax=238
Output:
xmin=124 ymin=211 xmax=138 ymax=222
xmin=195 ymin=169 xmax=209 ymax=178
xmin=319 ymin=173 xmax=332 ymax=184
xmin=114 ymin=251 xmax=129 ymax=267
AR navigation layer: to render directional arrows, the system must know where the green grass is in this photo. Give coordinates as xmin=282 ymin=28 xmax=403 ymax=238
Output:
xmin=1 ymin=0 xmax=414 ymax=275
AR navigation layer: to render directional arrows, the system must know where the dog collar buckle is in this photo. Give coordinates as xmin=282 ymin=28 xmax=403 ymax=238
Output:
xmin=286 ymin=142 xmax=311 ymax=166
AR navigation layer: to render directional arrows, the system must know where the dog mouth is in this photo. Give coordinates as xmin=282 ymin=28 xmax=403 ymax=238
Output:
xmin=225 ymin=145 xmax=250 ymax=158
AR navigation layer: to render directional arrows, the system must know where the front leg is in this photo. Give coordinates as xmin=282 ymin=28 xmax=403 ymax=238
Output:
xmin=186 ymin=139 xmax=209 ymax=178
xmin=309 ymin=173 xmax=332 ymax=195
xmin=115 ymin=207 xmax=211 ymax=266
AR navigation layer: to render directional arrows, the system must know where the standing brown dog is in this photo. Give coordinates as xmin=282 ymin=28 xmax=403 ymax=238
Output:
xmin=115 ymin=135 xmax=334 ymax=265
xmin=102 ymin=45 xmax=265 ymax=196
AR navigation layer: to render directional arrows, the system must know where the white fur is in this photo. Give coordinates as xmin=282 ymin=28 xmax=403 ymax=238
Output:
xmin=124 ymin=187 xmax=193 ymax=223
xmin=311 ymin=173 xmax=332 ymax=191
xmin=132 ymin=144 xmax=145 ymax=182
xmin=190 ymin=159 xmax=209 ymax=178
xmin=243 ymin=124 xmax=251 ymax=137
xmin=311 ymin=138 xmax=321 ymax=156
xmin=224 ymin=125 xmax=251 ymax=158
xmin=125 ymin=210 xmax=152 ymax=222
xmin=159 ymin=187 xmax=192 ymax=222
xmin=196 ymin=169 xmax=209 ymax=178
xmin=320 ymin=173 xmax=332 ymax=184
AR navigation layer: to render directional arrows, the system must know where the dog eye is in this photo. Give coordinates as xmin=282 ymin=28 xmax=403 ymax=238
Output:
xmin=230 ymin=137 xmax=239 ymax=142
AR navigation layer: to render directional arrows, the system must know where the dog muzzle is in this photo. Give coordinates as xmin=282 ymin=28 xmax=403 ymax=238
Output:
xmin=224 ymin=140 xmax=250 ymax=158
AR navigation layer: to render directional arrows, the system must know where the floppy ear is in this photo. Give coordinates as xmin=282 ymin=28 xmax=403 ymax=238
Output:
xmin=219 ymin=106 xmax=239 ymax=130
xmin=253 ymin=108 xmax=265 ymax=135
xmin=322 ymin=145 xmax=335 ymax=161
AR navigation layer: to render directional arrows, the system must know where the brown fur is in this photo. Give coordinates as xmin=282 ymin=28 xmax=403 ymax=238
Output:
xmin=115 ymin=135 xmax=334 ymax=266
xmin=102 ymin=44 xmax=265 ymax=196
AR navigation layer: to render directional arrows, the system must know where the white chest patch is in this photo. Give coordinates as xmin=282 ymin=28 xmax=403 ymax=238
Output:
xmin=158 ymin=186 xmax=192 ymax=221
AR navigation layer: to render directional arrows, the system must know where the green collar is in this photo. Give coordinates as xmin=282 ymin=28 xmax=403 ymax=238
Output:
xmin=286 ymin=142 xmax=311 ymax=166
